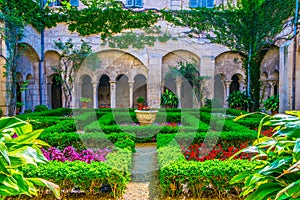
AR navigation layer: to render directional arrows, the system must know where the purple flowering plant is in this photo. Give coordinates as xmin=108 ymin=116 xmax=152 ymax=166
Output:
xmin=42 ymin=146 xmax=112 ymax=163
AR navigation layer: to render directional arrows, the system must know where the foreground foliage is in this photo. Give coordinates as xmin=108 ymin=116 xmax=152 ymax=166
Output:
xmin=0 ymin=117 xmax=60 ymax=199
xmin=231 ymin=111 xmax=300 ymax=200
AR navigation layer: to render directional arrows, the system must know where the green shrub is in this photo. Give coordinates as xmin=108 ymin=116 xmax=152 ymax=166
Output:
xmin=20 ymin=108 xmax=72 ymax=117
xmin=40 ymin=132 xmax=84 ymax=150
xmin=22 ymin=151 xmax=132 ymax=198
xmin=114 ymin=138 xmax=136 ymax=152
xmin=34 ymin=104 xmax=48 ymax=112
xmin=157 ymin=144 xmax=258 ymax=198
xmin=42 ymin=119 xmax=77 ymax=135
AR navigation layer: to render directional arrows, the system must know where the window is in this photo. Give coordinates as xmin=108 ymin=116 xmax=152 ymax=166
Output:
xmin=126 ymin=0 xmax=143 ymax=8
xmin=190 ymin=0 xmax=214 ymax=8
xmin=43 ymin=0 xmax=79 ymax=7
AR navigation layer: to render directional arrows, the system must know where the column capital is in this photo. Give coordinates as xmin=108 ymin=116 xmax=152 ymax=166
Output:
xmin=223 ymin=80 xmax=232 ymax=87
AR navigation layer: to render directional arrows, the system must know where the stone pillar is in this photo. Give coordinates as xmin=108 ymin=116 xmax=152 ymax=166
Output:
xmin=47 ymin=82 xmax=52 ymax=109
xmin=110 ymin=81 xmax=116 ymax=108
xmin=77 ymin=81 xmax=82 ymax=108
xmin=200 ymin=55 xmax=215 ymax=107
xmin=91 ymin=81 xmax=98 ymax=108
xmin=129 ymin=81 xmax=134 ymax=108
xmin=224 ymin=80 xmax=232 ymax=107
xmin=21 ymin=90 xmax=26 ymax=112
xmin=239 ymin=80 xmax=245 ymax=91
xmin=147 ymin=53 xmax=162 ymax=108
xmin=175 ymin=77 xmax=182 ymax=108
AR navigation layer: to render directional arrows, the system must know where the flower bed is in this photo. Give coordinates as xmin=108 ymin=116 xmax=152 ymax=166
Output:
xmin=181 ymin=142 xmax=255 ymax=161
xmin=42 ymin=146 xmax=112 ymax=163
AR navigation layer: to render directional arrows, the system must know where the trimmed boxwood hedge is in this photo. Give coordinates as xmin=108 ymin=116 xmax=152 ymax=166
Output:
xmin=157 ymin=145 xmax=258 ymax=198
xmin=156 ymin=130 xmax=257 ymax=149
xmin=22 ymin=150 xmax=132 ymax=198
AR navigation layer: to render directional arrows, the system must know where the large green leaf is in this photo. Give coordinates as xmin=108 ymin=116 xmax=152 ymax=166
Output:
xmin=27 ymin=178 xmax=60 ymax=199
xmin=0 ymin=142 xmax=10 ymax=165
xmin=7 ymin=129 xmax=43 ymax=148
xmin=0 ymin=174 xmax=20 ymax=195
xmin=259 ymin=157 xmax=292 ymax=175
xmin=253 ymin=136 xmax=276 ymax=147
xmin=245 ymin=182 xmax=282 ymax=200
xmin=293 ymin=138 xmax=300 ymax=161
xmin=276 ymin=179 xmax=300 ymax=199
xmin=9 ymin=155 xmax=37 ymax=168
xmin=9 ymin=146 xmax=48 ymax=166
xmin=230 ymin=171 xmax=250 ymax=184
xmin=13 ymin=123 xmax=33 ymax=136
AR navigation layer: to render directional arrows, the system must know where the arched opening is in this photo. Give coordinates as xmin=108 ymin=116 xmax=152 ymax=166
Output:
xmin=271 ymin=70 xmax=279 ymax=96
xmin=98 ymin=74 xmax=110 ymax=108
xmin=230 ymin=74 xmax=240 ymax=94
xmin=181 ymin=80 xmax=193 ymax=108
xmin=133 ymin=74 xmax=147 ymax=107
xmin=163 ymin=76 xmax=176 ymax=94
xmin=81 ymin=75 xmax=93 ymax=108
xmin=116 ymin=74 xmax=129 ymax=108
xmin=16 ymin=72 xmax=23 ymax=103
xmin=214 ymin=74 xmax=225 ymax=106
xmin=25 ymin=74 xmax=33 ymax=111
xmin=51 ymin=75 xmax=62 ymax=109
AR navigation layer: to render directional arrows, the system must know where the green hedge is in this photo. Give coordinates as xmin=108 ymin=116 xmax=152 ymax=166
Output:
xmin=22 ymin=150 xmax=132 ymax=198
xmin=157 ymin=146 xmax=258 ymax=198
xmin=42 ymin=119 xmax=77 ymax=135
xmin=156 ymin=130 xmax=257 ymax=149
xmin=40 ymin=132 xmax=84 ymax=150
xmin=19 ymin=108 xmax=73 ymax=117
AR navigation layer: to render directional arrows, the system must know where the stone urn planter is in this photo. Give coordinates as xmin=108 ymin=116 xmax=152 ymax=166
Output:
xmin=135 ymin=110 xmax=158 ymax=126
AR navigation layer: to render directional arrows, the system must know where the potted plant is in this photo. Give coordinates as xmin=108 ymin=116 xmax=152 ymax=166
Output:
xmin=160 ymin=89 xmax=179 ymax=108
xmin=226 ymin=91 xmax=249 ymax=110
xmin=16 ymin=102 xmax=24 ymax=114
xmin=263 ymin=95 xmax=279 ymax=115
xmin=80 ymin=97 xmax=91 ymax=108
xmin=136 ymin=96 xmax=145 ymax=110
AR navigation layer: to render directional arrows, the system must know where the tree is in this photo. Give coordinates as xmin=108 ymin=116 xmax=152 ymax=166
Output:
xmin=166 ymin=62 xmax=207 ymax=107
xmin=163 ymin=0 xmax=295 ymax=110
xmin=52 ymin=38 xmax=97 ymax=108
xmin=0 ymin=0 xmax=46 ymax=116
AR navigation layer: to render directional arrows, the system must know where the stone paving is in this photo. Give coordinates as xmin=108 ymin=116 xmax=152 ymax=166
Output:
xmin=122 ymin=143 xmax=163 ymax=200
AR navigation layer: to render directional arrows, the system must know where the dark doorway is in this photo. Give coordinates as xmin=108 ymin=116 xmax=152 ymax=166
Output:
xmin=51 ymin=75 xmax=62 ymax=109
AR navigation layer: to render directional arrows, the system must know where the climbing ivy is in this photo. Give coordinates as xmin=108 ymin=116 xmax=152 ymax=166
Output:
xmin=102 ymin=29 xmax=172 ymax=49
xmin=162 ymin=0 xmax=295 ymax=110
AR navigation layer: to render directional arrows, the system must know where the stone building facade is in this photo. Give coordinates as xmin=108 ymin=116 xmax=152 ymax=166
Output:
xmin=0 ymin=0 xmax=299 ymax=114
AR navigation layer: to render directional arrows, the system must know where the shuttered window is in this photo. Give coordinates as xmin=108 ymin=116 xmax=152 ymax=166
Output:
xmin=43 ymin=0 xmax=79 ymax=7
xmin=190 ymin=0 xmax=214 ymax=8
xmin=70 ymin=0 xmax=79 ymax=6
xmin=126 ymin=0 xmax=143 ymax=8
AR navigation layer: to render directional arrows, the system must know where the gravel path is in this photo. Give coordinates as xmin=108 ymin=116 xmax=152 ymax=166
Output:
xmin=121 ymin=143 xmax=163 ymax=200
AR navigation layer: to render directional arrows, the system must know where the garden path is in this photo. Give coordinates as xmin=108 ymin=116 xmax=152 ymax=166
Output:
xmin=121 ymin=143 xmax=163 ymax=200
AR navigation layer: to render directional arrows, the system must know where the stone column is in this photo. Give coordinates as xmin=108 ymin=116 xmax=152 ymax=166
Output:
xmin=224 ymin=80 xmax=232 ymax=107
xmin=239 ymin=80 xmax=245 ymax=91
xmin=21 ymin=90 xmax=26 ymax=112
xmin=200 ymin=55 xmax=215 ymax=107
xmin=175 ymin=77 xmax=182 ymax=108
xmin=91 ymin=81 xmax=98 ymax=108
xmin=128 ymin=81 xmax=134 ymax=108
xmin=109 ymin=81 xmax=116 ymax=108
xmin=147 ymin=53 xmax=162 ymax=108
xmin=77 ymin=81 xmax=82 ymax=108
xmin=47 ymin=81 xmax=52 ymax=109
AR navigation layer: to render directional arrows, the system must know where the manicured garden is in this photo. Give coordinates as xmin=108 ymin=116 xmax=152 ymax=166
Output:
xmin=0 ymin=107 xmax=299 ymax=199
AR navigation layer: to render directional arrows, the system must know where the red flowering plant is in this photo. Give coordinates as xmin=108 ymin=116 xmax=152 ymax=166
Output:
xmin=181 ymin=142 xmax=256 ymax=161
